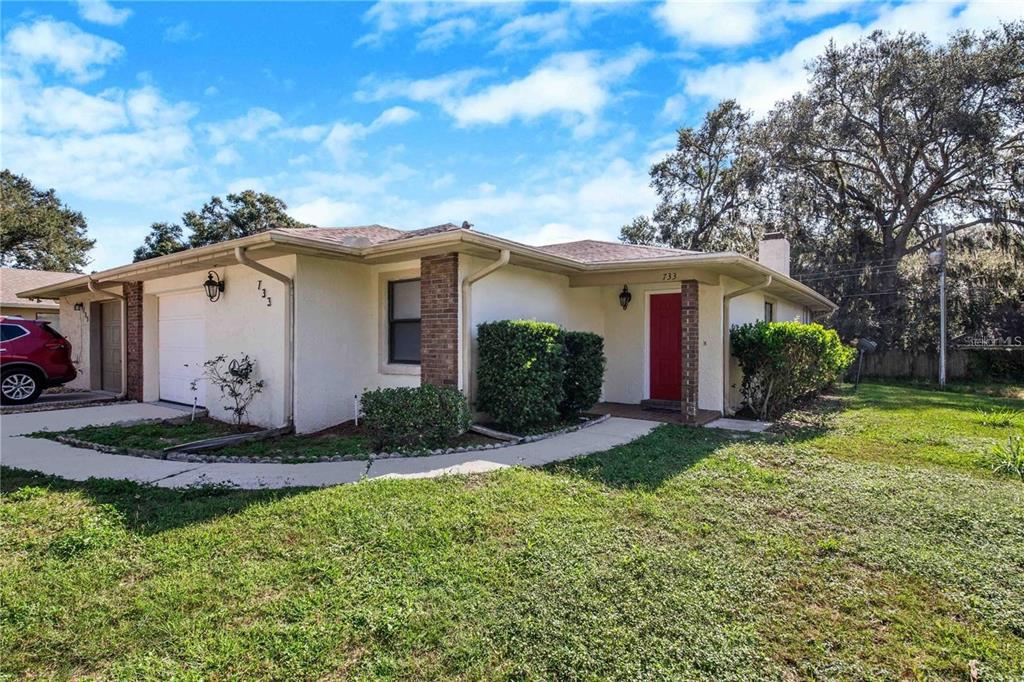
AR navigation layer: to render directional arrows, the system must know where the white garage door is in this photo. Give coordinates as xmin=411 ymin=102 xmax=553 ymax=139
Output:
xmin=158 ymin=291 xmax=207 ymax=405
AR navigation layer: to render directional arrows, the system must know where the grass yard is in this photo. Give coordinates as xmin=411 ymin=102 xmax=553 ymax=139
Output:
xmin=2 ymin=382 xmax=1022 ymax=679
xmin=37 ymin=418 xmax=244 ymax=451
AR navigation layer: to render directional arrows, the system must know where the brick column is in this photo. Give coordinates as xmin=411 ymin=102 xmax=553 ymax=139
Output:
xmin=420 ymin=254 xmax=459 ymax=388
xmin=680 ymin=280 xmax=699 ymax=422
xmin=124 ymin=281 xmax=144 ymax=401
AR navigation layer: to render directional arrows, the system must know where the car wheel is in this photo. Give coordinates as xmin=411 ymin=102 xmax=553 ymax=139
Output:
xmin=1 ymin=369 xmax=43 ymax=405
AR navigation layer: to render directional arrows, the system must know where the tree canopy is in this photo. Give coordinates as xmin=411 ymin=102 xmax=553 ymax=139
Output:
xmin=0 ymin=170 xmax=94 ymax=272
xmin=132 ymin=190 xmax=308 ymax=262
xmin=623 ymin=23 xmax=1024 ymax=350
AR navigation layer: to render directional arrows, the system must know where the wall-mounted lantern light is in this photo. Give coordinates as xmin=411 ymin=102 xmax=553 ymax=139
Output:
xmin=73 ymin=302 xmax=85 ymax=312
xmin=618 ymin=285 xmax=632 ymax=310
xmin=204 ymin=271 xmax=224 ymax=302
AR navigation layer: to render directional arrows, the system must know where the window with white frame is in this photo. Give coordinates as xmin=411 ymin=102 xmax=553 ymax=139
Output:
xmin=388 ymin=278 xmax=421 ymax=364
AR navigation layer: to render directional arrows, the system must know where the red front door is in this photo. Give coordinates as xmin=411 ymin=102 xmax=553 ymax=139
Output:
xmin=649 ymin=293 xmax=682 ymax=401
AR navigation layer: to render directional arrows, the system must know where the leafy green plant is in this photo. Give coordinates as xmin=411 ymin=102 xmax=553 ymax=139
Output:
xmin=559 ymin=331 xmax=606 ymax=418
xmin=360 ymin=384 xmax=471 ymax=450
xmin=990 ymin=435 xmax=1024 ymax=479
xmin=191 ymin=354 xmax=265 ymax=426
xmin=731 ymin=321 xmax=855 ymax=420
xmin=975 ymin=408 xmax=1023 ymax=428
xmin=476 ymin=320 xmax=566 ymax=430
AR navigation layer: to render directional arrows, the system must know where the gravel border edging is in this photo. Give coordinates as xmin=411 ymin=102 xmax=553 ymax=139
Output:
xmin=48 ymin=413 xmax=613 ymax=464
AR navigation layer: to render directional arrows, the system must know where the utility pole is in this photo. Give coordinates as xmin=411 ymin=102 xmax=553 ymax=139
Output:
xmin=929 ymin=225 xmax=948 ymax=388
xmin=938 ymin=224 xmax=947 ymax=388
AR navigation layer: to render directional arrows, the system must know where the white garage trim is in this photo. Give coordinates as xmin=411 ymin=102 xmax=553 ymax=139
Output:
xmin=158 ymin=290 xmax=207 ymax=406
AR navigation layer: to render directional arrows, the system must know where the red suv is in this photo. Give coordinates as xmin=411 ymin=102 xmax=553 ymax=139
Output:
xmin=0 ymin=317 xmax=77 ymax=405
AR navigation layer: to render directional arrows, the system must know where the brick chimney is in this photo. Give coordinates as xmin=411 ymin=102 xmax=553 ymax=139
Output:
xmin=758 ymin=232 xmax=790 ymax=276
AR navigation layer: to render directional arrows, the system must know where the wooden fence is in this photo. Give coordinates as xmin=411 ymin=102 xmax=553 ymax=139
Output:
xmin=854 ymin=350 xmax=971 ymax=380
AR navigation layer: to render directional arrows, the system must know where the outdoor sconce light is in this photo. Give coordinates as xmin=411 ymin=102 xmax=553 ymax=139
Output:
xmin=619 ymin=285 xmax=632 ymax=310
xmin=203 ymin=271 xmax=224 ymax=302
xmin=73 ymin=302 xmax=85 ymax=312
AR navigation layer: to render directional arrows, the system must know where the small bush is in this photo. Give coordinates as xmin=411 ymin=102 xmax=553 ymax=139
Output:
xmin=560 ymin=331 xmax=606 ymax=418
xmin=360 ymin=384 xmax=471 ymax=450
xmin=990 ymin=435 xmax=1024 ymax=480
xmin=476 ymin=320 xmax=566 ymax=431
xmin=731 ymin=321 xmax=855 ymax=420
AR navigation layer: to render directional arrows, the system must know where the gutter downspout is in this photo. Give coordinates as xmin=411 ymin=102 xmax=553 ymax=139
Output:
xmin=461 ymin=249 xmax=511 ymax=399
xmin=722 ymin=275 xmax=772 ymax=415
xmin=234 ymin=246 xmax=295 ymax=428
xmin=87 ymin=279 xmax=128 ymax=400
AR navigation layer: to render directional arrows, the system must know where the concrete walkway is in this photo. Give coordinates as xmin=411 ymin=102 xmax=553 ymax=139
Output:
xmin=1 ymin=403 xmax=660 ymax=490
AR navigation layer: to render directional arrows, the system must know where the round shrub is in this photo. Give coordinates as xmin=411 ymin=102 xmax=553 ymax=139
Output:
xmin=476 ymin=320 xmax=566 ymax=431
xmin=560 ymin=331 xmax=606 ymax=417
xmin=360 ymin=384 xmax=471 ymax=450
xmin=731 ymin=321 xmax=855 ymax=420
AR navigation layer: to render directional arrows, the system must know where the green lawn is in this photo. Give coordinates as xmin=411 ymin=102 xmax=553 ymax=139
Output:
xmin=38 ymin=418 xmax=241 ymax=451
xmin=2 ymin=382 xmax=1022 ymax=679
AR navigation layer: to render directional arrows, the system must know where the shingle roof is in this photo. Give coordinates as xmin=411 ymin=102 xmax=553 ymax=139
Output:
xmin=278 ymin=226 xmax=698 ymax=264
xmin=2 ymin=268 xmax=79 ymax=308
xmin=535 ymin=240 xmax=698 ymax=263
xmin=277 ymin=224 xmax=405 ymax=245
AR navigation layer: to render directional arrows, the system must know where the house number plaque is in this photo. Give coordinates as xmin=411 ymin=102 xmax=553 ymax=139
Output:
xmin=256 ymin=280 xmax=272 ymax=307
xmin=661 ymin=272 xmax=678 ymax=281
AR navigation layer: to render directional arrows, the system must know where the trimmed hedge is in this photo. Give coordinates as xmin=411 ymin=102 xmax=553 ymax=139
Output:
xmin=731 ymin=321 xmax=854 ymax=419
xmin=560 ymin=331 xmax=606 ymax=418
xmin=476 ymin=320 xmax=567 ymax=431
xmin=360 ymin=384 xmax=471 ymax=450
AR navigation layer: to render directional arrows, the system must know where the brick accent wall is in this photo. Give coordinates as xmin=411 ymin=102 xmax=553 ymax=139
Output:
xmin=680 ymin=279 xmax=699 ymax=422
xmin=420 ymin=254 xmax=459 ymax=388
xmin=124 ymin=281 xmax=144 ymax=401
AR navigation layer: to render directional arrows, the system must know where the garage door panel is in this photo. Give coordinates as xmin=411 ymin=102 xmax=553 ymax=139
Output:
xmin=158 ymin=291 xmax=206 ymax=406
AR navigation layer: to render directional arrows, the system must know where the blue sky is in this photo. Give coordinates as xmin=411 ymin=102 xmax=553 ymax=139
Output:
xmin=2 ymin=1 xmax=1021 ymax=271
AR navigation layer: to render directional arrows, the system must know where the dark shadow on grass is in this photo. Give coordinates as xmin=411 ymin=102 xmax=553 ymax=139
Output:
xmin=1 ymin=466 xmax=311 ymax=535
xmin=545 ymin=390 xmax=852 ymax=490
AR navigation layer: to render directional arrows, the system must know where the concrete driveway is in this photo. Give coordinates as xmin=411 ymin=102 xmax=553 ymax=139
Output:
xmin=1 ymin=403 xmax=660 ymax=490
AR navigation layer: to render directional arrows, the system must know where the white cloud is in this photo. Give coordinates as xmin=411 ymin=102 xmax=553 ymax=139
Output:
xmin=76 ymin=0 xmax=132 ymax=27
xmin=19 ymin=85 xmax=127 ymax=134
xmin=126 ymin=85 xmax=197 ymax=128
xmin=272 ymin=124 xmax=330 ymax=142
xmin=493 ymin=10 xmax=572 ymax=52
xmin=321 ymin=107 xmax=418 ymax=163
xmin=450 ymin=50 xmax=650 ymax=133
xmin=417 ymin=17 xmax=477 ymax=51
xmin=289 ymin=197 xmax=364 ymax=226
xmin=213 ymin=147 xmax=241 ymax=165
xmin=355 ymin=68 xmax=489 ymax=103
xmin=654 ymin=1 xmax=762 ymax=47
xmin=204 ymin=107 xmax=284 ymax=145
xmin=682 ymin=0 xmax=1024 ymax=115
xmin=431 ymin=172 xmax=456 ymax=190
xmin=204 ymin=85 xmax=219 ymax=97
xmin=164 ymin=21 xmax=201 ymax=43
xmin=3 ymin=19 xmax=124 ymax=83
xmin=372 ymin=105 xmax=418 ymax=128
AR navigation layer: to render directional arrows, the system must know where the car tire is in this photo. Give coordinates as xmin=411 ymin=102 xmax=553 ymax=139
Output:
xmin=1 ymin=368 xmax=43 ymax=405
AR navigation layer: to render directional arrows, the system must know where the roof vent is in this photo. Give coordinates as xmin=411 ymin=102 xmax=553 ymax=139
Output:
xmin=461 ymin=221 xmax=474 ymax=230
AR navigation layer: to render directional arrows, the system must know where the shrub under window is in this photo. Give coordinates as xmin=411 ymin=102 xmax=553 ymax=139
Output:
xmin=360 ymin=384 xmax=470 ymax=450
xmin=731 ymin=321 xmax=854 ymax=420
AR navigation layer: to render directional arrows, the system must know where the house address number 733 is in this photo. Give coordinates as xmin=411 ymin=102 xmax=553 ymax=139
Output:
xmin=256 ymin=280 xmax=272 ymax=307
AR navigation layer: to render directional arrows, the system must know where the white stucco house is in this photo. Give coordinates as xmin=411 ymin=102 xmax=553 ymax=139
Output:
xmin=19 ymin=223 xmax=835 ymax=432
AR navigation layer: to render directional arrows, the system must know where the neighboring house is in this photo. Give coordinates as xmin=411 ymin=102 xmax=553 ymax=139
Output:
xmin=18 ymin=223 xmax=835 ymax=431
xmin=1 ymin=268 xmax=79 ymax=332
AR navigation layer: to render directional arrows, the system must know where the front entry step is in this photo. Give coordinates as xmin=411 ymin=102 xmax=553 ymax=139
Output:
xmin=640 ymin=399 xmax=681 ymax=412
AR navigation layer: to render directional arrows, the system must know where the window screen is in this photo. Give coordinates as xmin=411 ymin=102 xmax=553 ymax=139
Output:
xmin=388 ymin=279 xmax=421 ymax=364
